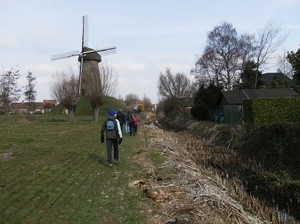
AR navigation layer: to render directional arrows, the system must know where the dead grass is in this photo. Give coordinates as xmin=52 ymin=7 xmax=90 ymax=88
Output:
xmin=137 ymin=120 xmax=298 ymax=224
xmin=0 ymin=153 xmax=14 ymax=161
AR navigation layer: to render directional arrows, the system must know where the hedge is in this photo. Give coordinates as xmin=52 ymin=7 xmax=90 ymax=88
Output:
xmin=243 ymin=97 xmax=300 ymax=125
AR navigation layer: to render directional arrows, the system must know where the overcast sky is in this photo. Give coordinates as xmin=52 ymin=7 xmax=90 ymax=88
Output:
xmin=1 ymin=0 xmax=299 ymax=104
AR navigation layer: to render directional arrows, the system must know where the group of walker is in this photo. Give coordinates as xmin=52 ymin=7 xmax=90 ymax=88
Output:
xmin=100 ymin=108 xmax=140 ymax=167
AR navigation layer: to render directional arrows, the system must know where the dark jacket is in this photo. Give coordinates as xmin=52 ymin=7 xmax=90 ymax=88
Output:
xmin=126 ymin=111 xmax=133 ymax=123
xmin=116 ymin=111 xmax=125 ymax=125
xmin=101 ymin=116 xmax=121 ymax=139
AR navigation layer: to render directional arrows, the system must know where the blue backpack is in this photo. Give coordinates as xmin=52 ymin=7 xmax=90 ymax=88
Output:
xmin=106 ymin=120 xmax=115 ymax=131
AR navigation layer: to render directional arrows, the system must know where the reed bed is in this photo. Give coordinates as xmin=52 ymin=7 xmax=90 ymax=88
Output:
xmin=138 ymin=122 xmax=298 ymax=224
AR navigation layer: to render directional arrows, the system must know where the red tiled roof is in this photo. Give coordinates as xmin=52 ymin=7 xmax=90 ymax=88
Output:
xmin=43 ymin=99 xmax=57 ymax=105
xmin=11 ymin=102 xmax=44 ymax=110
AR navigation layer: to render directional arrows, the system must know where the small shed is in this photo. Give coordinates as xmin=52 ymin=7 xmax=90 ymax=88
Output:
xmin=217 ymin=88 xmax=299 ymax=108
xmin=216 ymin=88 xmax=300 ymax=125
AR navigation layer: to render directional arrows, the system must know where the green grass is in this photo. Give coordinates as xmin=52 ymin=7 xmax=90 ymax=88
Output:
xmin=48 ymin=96 xmax=127 ymax=117
xmin=0 ymin=113 xmax=152 ymax=223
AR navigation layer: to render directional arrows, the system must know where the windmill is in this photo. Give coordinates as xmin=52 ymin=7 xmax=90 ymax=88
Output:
xmin=51 ymin=15 xmax=116 ymax=96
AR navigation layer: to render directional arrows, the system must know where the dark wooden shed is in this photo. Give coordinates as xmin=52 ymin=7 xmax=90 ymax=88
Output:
xmin=216 ymin=88 xmax=299 ymax=125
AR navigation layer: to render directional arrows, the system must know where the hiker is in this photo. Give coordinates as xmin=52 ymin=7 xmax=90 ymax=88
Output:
xmin=100 ymin=109 xmax=123 ymax=167
xmin=116 ymin=109 xmax=125 ymax=132
xmin=126 ymin=109 xmax=134 ymax=136
xmin=132 ymin=112 xmax=140 ymax=136
xmin=124 ymin=109 xmax=130 ymax=133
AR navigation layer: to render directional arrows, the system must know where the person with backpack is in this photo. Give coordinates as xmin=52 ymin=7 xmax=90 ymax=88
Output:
xmin=126 ymin=109 xmax=134 ymax=136
xmin=100 ymin=109 xmax=123 ymax=167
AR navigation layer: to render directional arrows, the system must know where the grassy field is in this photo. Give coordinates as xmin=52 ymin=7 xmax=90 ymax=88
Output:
xmin=0 ymin=114 xmax=155 ymax=223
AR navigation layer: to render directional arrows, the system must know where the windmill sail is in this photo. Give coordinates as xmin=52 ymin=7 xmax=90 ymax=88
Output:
xmin=82 ymin=15 xmax=89 ymax=50
xmin=80 ymin=46 xmax=116 ymax=58
xmin=51 ymin=50 xmax=80 ymax=61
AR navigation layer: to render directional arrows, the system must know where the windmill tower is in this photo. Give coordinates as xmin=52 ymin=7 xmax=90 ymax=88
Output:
xmin=51 ymin=15 xmax=116 ymax=96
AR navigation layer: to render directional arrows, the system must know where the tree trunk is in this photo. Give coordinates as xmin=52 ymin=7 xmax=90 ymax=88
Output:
xmin=68 ymin=108 xmax=74 ymax=122
xmin=253 ymin=66 xmax=259 ymax=89
xmin=93 ymin=106 xmax=100 ymax=122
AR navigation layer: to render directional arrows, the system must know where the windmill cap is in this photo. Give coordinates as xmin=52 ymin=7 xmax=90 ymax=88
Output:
xmin=108 ymin=109 xmax=116 ymax=116
xmin=78 ymin=47 xmax=102 ymax=62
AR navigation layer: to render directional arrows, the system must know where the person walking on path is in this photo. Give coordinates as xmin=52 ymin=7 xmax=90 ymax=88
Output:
xmin=132 ymin=112 xmax=140 ymax=136
xmin=126 ymin=109 xmax=134 ymax=136
xmin=116 ymin=109 xmax=125 ymax=133
xmin=123 ymin=109 xmax=130 ymax=133
xmin=100 ymin=109 xmax=123 ymax=167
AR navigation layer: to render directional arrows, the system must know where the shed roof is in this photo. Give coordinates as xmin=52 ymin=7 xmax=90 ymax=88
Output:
xmin=221 ymin=91 xmax=246 ymax=105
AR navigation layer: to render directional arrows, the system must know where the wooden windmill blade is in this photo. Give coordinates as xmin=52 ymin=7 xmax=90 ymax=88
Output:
xmin=81 ymin=15 xmax=89 ymax=50
xmin=95 ymin=47 xmax=116 ymax=56
xmin=81 ymin=46 xmax=116 ymax=57
xmin=78 ymin=15 xmax=88 ymax=96
xmin=51 ymin=50 xmax=80 ymax=61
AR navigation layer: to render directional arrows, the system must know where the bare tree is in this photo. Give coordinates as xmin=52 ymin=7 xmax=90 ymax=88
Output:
xmin=277 ymin=50 xmax=293 ymax=79
xmin=142 ymin=94 xmax=152 ymax=111
xmin=125 ymin=93 xmax=140 ymax=107
xmin=0 ymin=66 xmax=21 ymax=114
xmin=158 ymin=68 xmax=195 ymax=114
xmin=100 ymin=61 xmax=119 ymax=97
xmin=50 ymin=69 xmax=79 ymax=122
xmin=252 ymin=20 xmax=288 ymax=88
xmin=192 ymin=49 xmax=223 ymax=87
xmin=158 ymin=68 xmax=195 ymax=100
xmin=23 ymin=71 xmax=37 ymax=113
xmin=193 ymin=22 xmax=253 ymax=90
xmin=83 ymin=63 xmax=103 ymax=121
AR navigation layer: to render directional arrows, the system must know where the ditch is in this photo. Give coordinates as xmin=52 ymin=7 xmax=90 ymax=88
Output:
xmin=155 ymin=116 xmax=300 ymax=223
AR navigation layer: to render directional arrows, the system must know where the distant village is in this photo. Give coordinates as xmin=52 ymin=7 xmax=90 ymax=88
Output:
xmin=0 ymin=99 xmax=57 ymax=115
xmin=1 ymin=98 xmax=157 ymax=115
